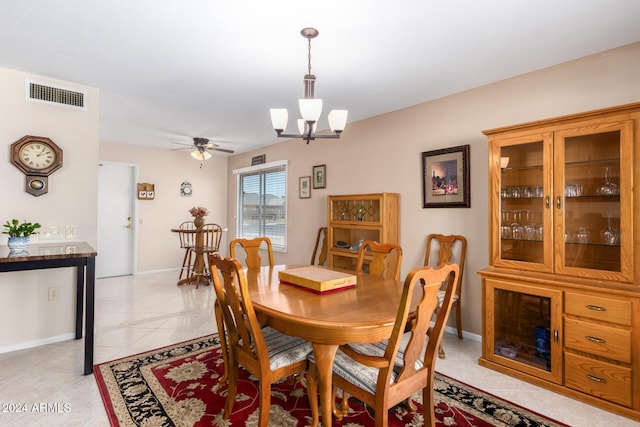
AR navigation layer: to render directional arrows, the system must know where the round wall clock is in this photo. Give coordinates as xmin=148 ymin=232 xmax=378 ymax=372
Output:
xmin=10 ymin=135 xmax=63 ymax=196
xmin=180 ymin=181 xmax=193 ymax=197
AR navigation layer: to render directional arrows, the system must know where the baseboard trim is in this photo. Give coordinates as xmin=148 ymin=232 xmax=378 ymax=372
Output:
xmin=0 ymin=333 xmax=75 ymax=354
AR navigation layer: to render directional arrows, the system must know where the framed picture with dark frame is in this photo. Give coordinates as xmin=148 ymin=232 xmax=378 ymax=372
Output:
xmin=299 ymin=176 xmax=311 ymax=198
xmin=422 ymin=144 xmax=470 ymax=208
xmin=312 ymin=164 xmax=326 ymax=189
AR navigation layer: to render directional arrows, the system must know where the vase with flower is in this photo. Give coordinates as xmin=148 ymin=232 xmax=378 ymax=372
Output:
xmin=189 ymin=206 xmax=209 ymax=228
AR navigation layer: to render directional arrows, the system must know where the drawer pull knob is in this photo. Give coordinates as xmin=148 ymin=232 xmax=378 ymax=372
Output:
xmin=585 ymin=304 xmax=606 ymax=312
xmin=586 ymin=336 xmax=606 ymax=344
xmin=586 ymin=374 xmax=607 ymax=384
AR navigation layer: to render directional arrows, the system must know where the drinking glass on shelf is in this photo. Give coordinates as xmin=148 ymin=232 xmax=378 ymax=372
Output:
xmin=600 ymin=216 xmax=620 ymax=245
xmin=574 ymin=227 xmax=591 ymax=244
xmin=596 ymin=167 xmax=619 ymax=196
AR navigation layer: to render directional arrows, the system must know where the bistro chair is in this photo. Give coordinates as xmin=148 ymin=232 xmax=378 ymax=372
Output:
xmin=423 ymin=233 xmax=467 ymax=358
xmin=307 ymin=263 xmax=459 ymax=427
xmin=209 ymin=254 xmax=312 ymax=427
xmin=177 ymin=221 xmax=196 ymax=280
xmin=229 ymin=237 xmax=274 ymax=268
xmin=355 ymin=240 xmax=403 ymax=280
xmin=187 ymin=223 xmax=223 ymax=288
xmin=310 ymin=227 xmax=328 ymax=265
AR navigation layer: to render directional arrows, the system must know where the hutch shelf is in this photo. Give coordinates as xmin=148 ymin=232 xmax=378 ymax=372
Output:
xmin=478 ymin=102 xmax=640 ymax=421
xmin=327 ymin=193 xmax=400 ymax=271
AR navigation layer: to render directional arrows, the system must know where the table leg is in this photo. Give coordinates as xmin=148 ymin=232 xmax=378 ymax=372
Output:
xmin=84 ymin=257 xmax=96 ymax=375
xmin=75 ymin=265 xmax=85 ymax=339
xmin=310 ymin=343 xmax=338 ymax=427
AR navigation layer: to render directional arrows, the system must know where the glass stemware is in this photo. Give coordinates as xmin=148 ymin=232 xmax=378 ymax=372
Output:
xmin=596 ymin=166 xmax=619 ymax=196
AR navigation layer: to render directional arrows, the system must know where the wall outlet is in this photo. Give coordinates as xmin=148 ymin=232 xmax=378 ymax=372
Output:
xmin=48 ymin=287 xmax=60 ymax=301
xmin=65 ymin=225 xmax=76 ymax=239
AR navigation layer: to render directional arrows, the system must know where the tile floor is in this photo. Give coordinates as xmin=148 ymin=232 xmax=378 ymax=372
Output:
xmin=0 ymin=270 xmax=637 ymax=426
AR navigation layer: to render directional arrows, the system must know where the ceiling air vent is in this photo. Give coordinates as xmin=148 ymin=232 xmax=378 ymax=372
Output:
xmin=25 ymin=79 xmax=87 ymax=110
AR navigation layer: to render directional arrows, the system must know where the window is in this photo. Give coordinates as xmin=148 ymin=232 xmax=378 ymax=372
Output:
xmin=233 ymin=160 xmax=287 ymax=251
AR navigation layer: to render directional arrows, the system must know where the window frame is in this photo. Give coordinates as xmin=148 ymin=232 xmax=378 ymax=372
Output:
xmin=232 ymin=160 xmax=288 ymax=252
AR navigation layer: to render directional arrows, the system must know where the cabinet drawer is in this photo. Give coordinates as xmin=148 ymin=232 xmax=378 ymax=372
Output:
xmin=564 ymin=318 xmax=631 ymax=362
xmin=565 ymin=292 xmax=631 ymax=325
xmin=564 ymin=352 xmax=632 ymax=407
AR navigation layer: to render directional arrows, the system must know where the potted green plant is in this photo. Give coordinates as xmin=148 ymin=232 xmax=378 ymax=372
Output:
xmin=3 ymin=219 xmax=41 ymax=252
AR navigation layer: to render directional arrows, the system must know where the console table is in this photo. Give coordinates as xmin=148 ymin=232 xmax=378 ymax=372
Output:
xmin=0 ymin=242 xmax=97 ymax=375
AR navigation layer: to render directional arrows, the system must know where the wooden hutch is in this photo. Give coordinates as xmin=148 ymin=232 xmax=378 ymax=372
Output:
xmin=327 ymin=193 xmax=400 ymax=271
xmin=478 ymin=102 xmax=640 ymax=421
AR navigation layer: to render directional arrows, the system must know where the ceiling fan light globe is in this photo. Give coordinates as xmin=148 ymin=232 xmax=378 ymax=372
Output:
xmin=270 ymin=108 xmax=288 ymax=131
xmin=328 ymin=110 xmax=348 ymax=132
xmin=190 ymin=150 xmax=211 ymax=161
xmin=299 ymin=98 xmax=322 ymax=122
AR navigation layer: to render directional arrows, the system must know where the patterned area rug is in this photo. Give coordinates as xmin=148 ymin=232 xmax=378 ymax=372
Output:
xmin=94 ymin=335 xmax=568 ymax=427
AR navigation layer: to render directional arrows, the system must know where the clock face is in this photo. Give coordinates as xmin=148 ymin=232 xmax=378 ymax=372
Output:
xmin=180 ymin=181 xmax=193 ymax=196
xmin=19 ymin=142 xmax=57 ymax=170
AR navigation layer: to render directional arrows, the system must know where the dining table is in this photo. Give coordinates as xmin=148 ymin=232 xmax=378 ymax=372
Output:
xmin=170 ymin=226 xmax=227 ymax=287
xmin=245 ymin=264 xmax=413 ymax=427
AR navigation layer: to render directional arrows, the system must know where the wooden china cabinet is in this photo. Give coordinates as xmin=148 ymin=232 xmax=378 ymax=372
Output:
xmin=478 ymin=103 xmax=640 ymax=421
xmin=327 ymin=193 xmax=400 ymax=271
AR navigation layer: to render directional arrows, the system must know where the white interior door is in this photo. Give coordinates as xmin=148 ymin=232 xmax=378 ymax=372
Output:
xmin=97 ymin=162 xmax=135 ymax=278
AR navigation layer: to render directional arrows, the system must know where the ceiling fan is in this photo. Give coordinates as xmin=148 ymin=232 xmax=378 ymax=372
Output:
xmin=171 ymin=137 xmax=234 ymax=161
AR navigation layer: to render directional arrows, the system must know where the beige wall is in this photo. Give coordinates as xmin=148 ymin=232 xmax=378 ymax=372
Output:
xmin=99 ymin=142 xmax=229 ymax=272
xmin=227 ymin=42 xmax=640 ymax=336
xmin=2 ymin=41 xmax=638 ymax=350
xmin=0 ymin=67 xmax=99 ymax=349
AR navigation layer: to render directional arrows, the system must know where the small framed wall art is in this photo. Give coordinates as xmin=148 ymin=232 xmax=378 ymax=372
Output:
xmin=137 ymin=182 xmax=155 ymax=200
xmin=299 ymin=176 xmax=311 ymax=198
xmin=422 ymin=144 xmax=470 ymax=208
xmin=312 ymin=164 xmax=326 ymax=189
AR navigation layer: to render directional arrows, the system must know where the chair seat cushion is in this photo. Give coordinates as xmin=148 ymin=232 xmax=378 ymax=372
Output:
xmin=262 ymin=326 xmax=312 ymax=370
xmin=437 ymin=290 xmax=459 ymax=306
xmin=309 ymin=340 xmax=423 ymax=394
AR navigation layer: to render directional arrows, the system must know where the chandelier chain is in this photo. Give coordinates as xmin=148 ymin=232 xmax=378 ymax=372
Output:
xmin=307 ymin=37 xmax=312 ymax=75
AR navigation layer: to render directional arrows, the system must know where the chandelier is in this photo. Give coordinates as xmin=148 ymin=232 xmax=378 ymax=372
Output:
xmin=270 ymin=27 xmax=348 ymax=143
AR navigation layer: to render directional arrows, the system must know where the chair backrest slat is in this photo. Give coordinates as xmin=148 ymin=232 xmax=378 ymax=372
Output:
xmin=424 ymin=234 xmax=466 ymax=298
xmin=355 ymin=240 xmax=403 ymax=280
xmin=198 ymin=223 xmax=223 ymax=251
xmin=310 ymin=227 xmax=328 ymax=266
xmin=229 ymin=237 xmax=274 ymax=268
xmin=210 ymin=254 xmax=269 ymax=372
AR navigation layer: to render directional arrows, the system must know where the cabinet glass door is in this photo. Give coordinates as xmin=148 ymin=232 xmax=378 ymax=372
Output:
xmin=554 ymin=121 xmax=633 ymax=282
xmin=495 ymin=134 xmax=552 ymax=271
xmin=485 ymin=279 xmax=562 ymax=383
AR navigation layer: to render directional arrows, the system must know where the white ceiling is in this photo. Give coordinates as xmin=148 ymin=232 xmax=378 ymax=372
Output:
xmin=1 ymin=0 xmax=640 ymax=155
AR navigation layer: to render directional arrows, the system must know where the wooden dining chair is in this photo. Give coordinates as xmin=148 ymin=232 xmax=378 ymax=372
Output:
xmin=229 ymin=236 xmax=274 ymax=268
xmin=355 ymin=240 xmax=403 ymax=280
xmin=307 ymin=263 xmax=459 ymax=427
xmin=310 ymin=227 xmax=328 ymax=265
xmin=209 ymin=254 xmax=312 ymax=427
xmin=187 ymin=223 xmax=223 ymax=288
xmin=424 ymin=233 xmax=467 ymax=358
xmin=177 ymin=221 xmax=196 ymax=280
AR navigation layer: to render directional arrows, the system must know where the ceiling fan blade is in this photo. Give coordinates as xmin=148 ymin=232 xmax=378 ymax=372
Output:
xmin=171 ymin=141 xmax=193 ymax=147
xmin=211 ymin=147 xmax=235 ymax=154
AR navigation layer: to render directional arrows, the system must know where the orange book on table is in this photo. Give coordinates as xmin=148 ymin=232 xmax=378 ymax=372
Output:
xmin=278 ymin=266 xmax=356 ymax=294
